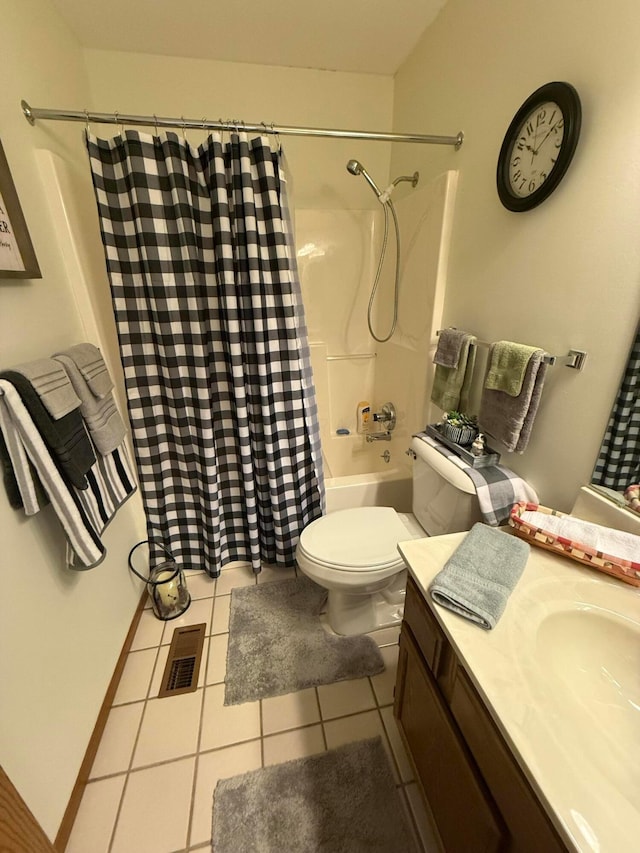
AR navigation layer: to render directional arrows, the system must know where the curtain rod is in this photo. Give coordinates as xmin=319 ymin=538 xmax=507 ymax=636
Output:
xmin=20 ymin=100 xmax=464 ymax=148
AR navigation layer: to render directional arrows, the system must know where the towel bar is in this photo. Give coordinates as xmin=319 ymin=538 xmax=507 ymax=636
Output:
xmin=435 ymin=331 xmax=587 ymax=371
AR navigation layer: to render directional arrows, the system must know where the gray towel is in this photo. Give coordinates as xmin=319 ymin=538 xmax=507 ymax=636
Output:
xmin=434 ymin=328 xmax=468 ymax=369
xmin=13 ymin=358 xmax=81 ymax=420
xmin=53 ymin=353 xmax=126 ymax=456
xmin=431 ymin=335 xmax=477 ymax=412
xmin=478 ymin=348 xmax=548 ymax=453
xmin=62 ymin=343 xmax=114 ymax=399
xmin=429 ymin=523 xmax=529 ymax=629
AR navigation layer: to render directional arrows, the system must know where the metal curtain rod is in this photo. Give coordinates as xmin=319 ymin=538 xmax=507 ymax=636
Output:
xmin=20 ymin=100 xmax=464 ymax=148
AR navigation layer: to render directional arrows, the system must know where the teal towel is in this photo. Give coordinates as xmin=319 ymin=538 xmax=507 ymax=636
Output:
xmin=484 ymin=341 xmax=541 ymax=397
xmin=429 ymin=524 xmax=529 ymax=629
xmin=431 ymin=335 xmax=476 ymax=411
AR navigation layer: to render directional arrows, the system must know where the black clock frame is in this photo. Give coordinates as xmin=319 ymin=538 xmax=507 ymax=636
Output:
xmin=496 ymin=81 xmax=582 ymax=212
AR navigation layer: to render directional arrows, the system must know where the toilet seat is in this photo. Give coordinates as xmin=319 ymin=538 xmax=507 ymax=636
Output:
xmin=297 ymin=506 xmax=409 ymax=572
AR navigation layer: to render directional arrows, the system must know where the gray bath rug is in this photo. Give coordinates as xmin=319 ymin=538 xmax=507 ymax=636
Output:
xmin=224 ymin=576 xmax=384 ymax=705
xmin=212 ymin=737 xmax=417 ymax=853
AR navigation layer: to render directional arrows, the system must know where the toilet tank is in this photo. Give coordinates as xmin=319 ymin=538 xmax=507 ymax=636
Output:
xmin=410 ymin=437 xmax=481 ymax=536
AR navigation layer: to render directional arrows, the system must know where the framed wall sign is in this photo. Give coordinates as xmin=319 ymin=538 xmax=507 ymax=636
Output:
xmin=0 ymin=140 xmax=41 ymax=278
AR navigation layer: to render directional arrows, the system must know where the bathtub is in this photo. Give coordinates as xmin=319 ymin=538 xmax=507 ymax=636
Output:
xmin=324 ymin=466 xmax=413 ymax=514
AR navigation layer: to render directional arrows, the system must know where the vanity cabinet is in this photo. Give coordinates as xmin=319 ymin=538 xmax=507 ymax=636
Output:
xmin=395 ymin=576 xmax=568 ymax=853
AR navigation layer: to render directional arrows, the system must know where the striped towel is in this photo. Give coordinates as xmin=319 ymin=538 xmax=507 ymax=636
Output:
xmin=54 ymin=351 xmax=126 ymax=456
xmin=0 ymin=379 xmax=105 ymax=567
xmin=62 ymin=343 xmax=113 ymax=399
xmin=13 ymin=358 xmax=80 ymax=420
xmin=415 ymin=433 xmax=538 ymax=526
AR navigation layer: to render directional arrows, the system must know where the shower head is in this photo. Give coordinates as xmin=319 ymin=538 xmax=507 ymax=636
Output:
xmin=346 ymin=159 xmax=383 ymax=198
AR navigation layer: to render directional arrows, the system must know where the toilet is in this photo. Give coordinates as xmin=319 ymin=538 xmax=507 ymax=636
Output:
xmin=296 ymin=437 xmax=482 ymax=635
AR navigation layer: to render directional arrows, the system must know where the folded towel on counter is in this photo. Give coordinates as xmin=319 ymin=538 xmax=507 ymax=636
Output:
xmin=484 ymin=341 xmax=541 ymax=396
xmin=54 ymin=351 xmax=126 ymax=456
xmin=0 ymin=379 xmax=105 ymax=566
xmin=13 ymin=358 xmax=81 ymax=420
xmin=0 ymin=371 xmax=95 ymax=489
xmin=479 ymin=348 xmax=548 ymax=453
xmin=521 ymin=509 xmax=640 ymax=564
xmin=433 ymin=328 xmax=469 ymax=369
xmin=429 ymin=522 xmax=530 ymax=629
xmin=415 ymin=433 xmax=538 ymax=526
xmin=62 ymin=343 xmax=114 ymax=399
xmin=431 ymin=333 xmax=477 ymax=412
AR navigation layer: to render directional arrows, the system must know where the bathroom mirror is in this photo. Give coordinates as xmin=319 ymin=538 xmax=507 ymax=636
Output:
xmin=590 ymin=321 xmax=639 ymax=510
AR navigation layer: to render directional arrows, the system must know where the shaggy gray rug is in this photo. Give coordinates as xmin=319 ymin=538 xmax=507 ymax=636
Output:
xmin=224 ymin=576 xmax=384 ymax=705
xmin=212 ymin=737 xmax=417 ymax=852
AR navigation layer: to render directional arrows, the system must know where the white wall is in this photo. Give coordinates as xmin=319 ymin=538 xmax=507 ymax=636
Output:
xmin=83 ymin=49 xmax=394 ymax=212
xmin=391 ymin=0 xmax=640 ymax=511
xmin=0 ymin=0 xmax=145 ymax=839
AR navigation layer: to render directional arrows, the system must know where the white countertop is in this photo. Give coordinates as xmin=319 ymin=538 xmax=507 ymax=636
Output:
xmin=398 ymin=531 xmax=640 ymax=853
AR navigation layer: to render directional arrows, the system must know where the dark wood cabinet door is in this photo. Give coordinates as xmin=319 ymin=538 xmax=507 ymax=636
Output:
xmin=395 ymin=626 xmax=505 ymax=853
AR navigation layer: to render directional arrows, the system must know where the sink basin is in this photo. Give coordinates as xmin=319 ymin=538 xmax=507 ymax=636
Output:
xmin=521 ymin=593 xmax=640 ymax=793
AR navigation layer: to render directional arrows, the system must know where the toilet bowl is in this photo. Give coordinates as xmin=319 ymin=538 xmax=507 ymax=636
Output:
xmin=295 ymin=437 xmax=482 ymax=635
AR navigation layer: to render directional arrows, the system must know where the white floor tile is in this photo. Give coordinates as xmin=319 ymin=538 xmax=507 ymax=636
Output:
xmin=132 ymin=691 xmax=203 ymax=768
xmin=256 ymin=565 xmax=297 ymax=584
xmin=380 ymin=705 xmax=414 ymax=782
xmin=370 ymin=644 xmax=399 ymax=706
xmin=206 ymin=633 xmax=228 ymax=685
xmin=111 ymin=758 xmax=195 ymax=853
xmin=261 ymin=688 xmax=320 ymax=735
xmin=211 ymin=594 xmax=231 ymax=634
xmin=368 ymin=625 xmax=401 ymax=647
xmin=317 ymin=678 xmax=376 ymax=720
xmin=405 ymin=782 xmax=441 ymax=852
xmin=200 ymin=684 xmax=261 ymax=751
xmin=191 ymin=741 xmax=262 ymax=846
xmin=263 ymin=724 xmax=325 ymax=766
xmin=131 ymin=609 xmax=166 ymax=651
xmin=113 ymin=648 xmax=158 ymax=705
xmin=66 ymin=774 xmax=126 ymax=853
xmin=215 ymin=565 xmax=257 ymax=595
xmin=183 ymin=569 xmax=216 ymax=599
xmin=90 ymin=703 xmax=144 ymax=779
xmin=161 ymin=597 xmax=213 ymax=644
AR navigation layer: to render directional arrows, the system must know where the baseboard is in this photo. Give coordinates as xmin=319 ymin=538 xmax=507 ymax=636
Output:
xmin=54 ymin=590 xmax=147 ymax=851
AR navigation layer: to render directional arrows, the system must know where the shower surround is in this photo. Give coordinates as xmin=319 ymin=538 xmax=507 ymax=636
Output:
xmin=296 ymin=170 xmax=458 ymax=507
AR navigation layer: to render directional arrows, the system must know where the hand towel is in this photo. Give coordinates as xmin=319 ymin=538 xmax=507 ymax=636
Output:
xmin=434 ymin=328 xmax=468 ymax=369
xmin=521 ymin=509 xmax=640 ymax=564
xmin=13 ymin=358 xmax=81 ymax=420
xmin=484 ymin=341 xmax=541 ymax=397
xmin=62 ymin=343 xmax=114 ymax=399
xmin=53 ymin=352 xmax=126 ymax=456
xmin=0 ymin=371 xmax=95 ymax=489
xmin=478 ymin=348 xmax=548 ymax=453
xmin=431 ymin=334 xmax=477 ymax=412
xmin=429 ymin=523 xmax=530 ymax=629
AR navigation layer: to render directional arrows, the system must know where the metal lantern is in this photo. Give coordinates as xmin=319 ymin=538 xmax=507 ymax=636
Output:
xmin=128 ymin=540 xmax=191 ymax=621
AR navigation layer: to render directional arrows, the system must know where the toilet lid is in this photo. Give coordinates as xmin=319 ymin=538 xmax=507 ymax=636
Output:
xmin=298 ymin=507 xmax=408 ymax=571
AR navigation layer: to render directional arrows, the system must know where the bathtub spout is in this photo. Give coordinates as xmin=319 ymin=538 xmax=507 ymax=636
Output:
xmin=366 ymin=432 xmax=392 ymax=442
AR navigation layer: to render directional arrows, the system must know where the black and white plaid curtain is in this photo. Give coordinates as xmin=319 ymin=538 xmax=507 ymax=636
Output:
xmin=86 ymin=130 xmax=324 ymax=576
xmin=592 ymin=323 xmax=640 ymax=490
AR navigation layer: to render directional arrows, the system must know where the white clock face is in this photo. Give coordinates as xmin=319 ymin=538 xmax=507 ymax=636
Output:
xmin=508 ymin=101 xmax=565 ymax=198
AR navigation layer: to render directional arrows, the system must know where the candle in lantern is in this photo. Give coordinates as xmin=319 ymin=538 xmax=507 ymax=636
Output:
xmin=153 ymin=569 xmax=180 ymax=609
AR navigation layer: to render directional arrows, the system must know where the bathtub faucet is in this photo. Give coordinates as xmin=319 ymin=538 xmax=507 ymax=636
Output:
xmin=366 ymin=431 xmax=392 ymax=442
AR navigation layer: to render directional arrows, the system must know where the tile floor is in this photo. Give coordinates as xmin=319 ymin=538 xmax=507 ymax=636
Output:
xmin=67 ymin=563 xmax=438 ymax=853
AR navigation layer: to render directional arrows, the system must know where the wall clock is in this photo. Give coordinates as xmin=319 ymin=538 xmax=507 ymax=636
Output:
xmin=496 ymin=81 xmax=581 ymax=212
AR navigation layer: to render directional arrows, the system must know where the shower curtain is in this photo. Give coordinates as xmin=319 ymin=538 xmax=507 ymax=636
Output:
xmin=592 ymin=323 xmax=640 ymax=491
xmin=86 ymin=130 xmax=324 ymax=576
